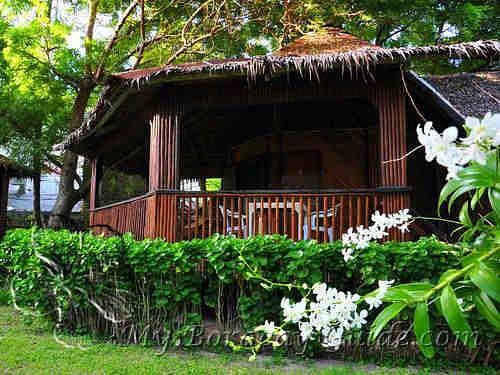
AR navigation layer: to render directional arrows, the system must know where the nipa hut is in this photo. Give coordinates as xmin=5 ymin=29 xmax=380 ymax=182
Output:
xmin=61 ymin=27 xmax=500 ymax=242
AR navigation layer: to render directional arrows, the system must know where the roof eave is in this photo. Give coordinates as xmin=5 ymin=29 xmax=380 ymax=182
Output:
xmin=406 ymin=71 xmax=465 ymax=125
xmin=62 ymin=39 xmax=500 ymax=151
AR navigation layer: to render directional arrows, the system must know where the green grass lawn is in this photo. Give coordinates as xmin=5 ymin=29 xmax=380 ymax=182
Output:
xmin=0 ymin=305 xmax=491 ymax=374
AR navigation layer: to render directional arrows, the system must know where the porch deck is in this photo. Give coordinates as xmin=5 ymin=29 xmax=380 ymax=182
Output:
xmin=90 ymin=187 xmax=410 ymax=243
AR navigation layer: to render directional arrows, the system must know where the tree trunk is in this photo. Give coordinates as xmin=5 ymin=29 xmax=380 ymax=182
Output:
xmin=32 ymin=170 xmax=42 ymax=227
xmin=33 ymin=123 xmax=43 ymax=227
xmin=48 ymin=82 xmax=94 ymax=229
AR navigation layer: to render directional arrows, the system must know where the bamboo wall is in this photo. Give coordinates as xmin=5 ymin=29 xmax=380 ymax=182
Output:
xmin=149 ymin=102 xmax=182 ymax=191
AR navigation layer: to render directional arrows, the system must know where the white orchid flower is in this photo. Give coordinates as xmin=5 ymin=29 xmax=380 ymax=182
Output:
xmin=463 ymin=112 xmax=500 ymax=146
xmin=461 ymin=143 xmax=488 ymax=165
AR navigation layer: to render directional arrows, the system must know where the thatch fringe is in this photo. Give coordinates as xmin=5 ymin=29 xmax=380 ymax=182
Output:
xmin=119 ymin=40 xmax=499 ymax=84
xmin=60 ymin=40 xmax=499 ymax=149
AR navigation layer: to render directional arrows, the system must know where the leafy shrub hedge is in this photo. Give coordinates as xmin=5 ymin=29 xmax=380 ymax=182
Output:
xmin=0 ymin=228 xmax=461 ymax=349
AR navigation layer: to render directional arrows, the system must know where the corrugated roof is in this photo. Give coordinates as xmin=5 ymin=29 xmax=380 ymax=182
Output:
xmin=425 ymin=71 xmax=500 ymax=118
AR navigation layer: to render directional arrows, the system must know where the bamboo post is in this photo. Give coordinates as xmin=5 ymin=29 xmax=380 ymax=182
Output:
xmin=370 ymin=80 xmax=410 ymax=240
xmin=147 ymin=100 xmax=183 ymax=241
xmin=89 ymin=157 xmax=103 ymax=211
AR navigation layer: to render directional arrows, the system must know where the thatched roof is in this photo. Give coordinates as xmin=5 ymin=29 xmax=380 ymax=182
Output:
xmin=274 ymin=27 xmax=375 ymax=56
xmin=0 ymin=155 xmax=32 ymax=178
xmin=110 ymin=40 xmax=499 ymax=86
xmin=424 ymin=71 xmax=500 ymax=118
xmin=60 ymin=28 xmax=500 ymax=150
xmin=405 ymin=71 xmax=465 ymax=126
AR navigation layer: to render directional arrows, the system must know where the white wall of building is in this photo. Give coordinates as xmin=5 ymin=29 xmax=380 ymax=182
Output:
xmin=8 ymin=174 xmax=82 ymax=213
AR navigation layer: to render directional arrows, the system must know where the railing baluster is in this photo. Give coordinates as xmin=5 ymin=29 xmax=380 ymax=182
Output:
xmin=215 ymin=195 xmax=220 ymax=234
xmin=164 ymin=195 xmax=169 ymax=240
xmin=187 ymin=196 xmax=192 ymax=240
xmin=283 ymin=195 xmax=287 ymax=237
xmin=275 ymin=196 xmax=279 ymax=233
xmin=172 ymin=194 xmax=177 ymax=241
xmin=238 ymin=196 xmax=242 ymax=238
xmin=323 ymin=195 xmax=328 ymax=243
xmin=230 ymin=196 xmax=235 ymax=236
xmin=180 ymin=196 xmax=185 ymax=240
xmin=298 ymin=196 xmax=303 ymax=240
xmin=331 ymin=195 xmax=336 ymax=241
xmin=348 ymin=195 xmax=353 ymax=228
xmin=201 ymin=195 xmax=206 ymax=238
xmin=357 ymin=195 xmax=362 ymax=228
xmin=194 ymin=196 xmax=199 ymax=238
xmin=315 ymin=196 xmax=319 ymax=241
xmin=245 ymin=196 xmax=249 ymax=238
xmin=259 ymin=196 xmax=264 ymax=234
xmin=306 ymin=197 xmax=311 ymax=241
xmin=365 ymin=195 xmax=370 ymax=227
xmin=222 ymin=196 xmax=227 ymax=235
xmin=210 ymin=196 xmax=215 ymax=237
xmin=339 ymin=195 xmax=345 ymax=235
xmin=251 ymin=196 xmax=256 ymax=236
xmin=254 ymin=195 xmax=258 ymax=234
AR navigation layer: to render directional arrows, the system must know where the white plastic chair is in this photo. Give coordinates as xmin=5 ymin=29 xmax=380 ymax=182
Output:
xmin=303 ymin=204 xmax=341 ymax=242
xmin=219 ymin=205 xmax=247 ymax=236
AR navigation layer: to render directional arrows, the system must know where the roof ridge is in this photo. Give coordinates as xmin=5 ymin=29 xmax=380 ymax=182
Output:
xmin=273 ymin=26 xmax=374 ymax=57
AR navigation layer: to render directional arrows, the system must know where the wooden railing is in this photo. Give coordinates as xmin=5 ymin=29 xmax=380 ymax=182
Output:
xmin=89 ymin=188 xmax=410 ymax=243
xmin=156 ymin=188 xmax=410 ymax=242
xmin=90 ymin=194 xmax=149 ymax=240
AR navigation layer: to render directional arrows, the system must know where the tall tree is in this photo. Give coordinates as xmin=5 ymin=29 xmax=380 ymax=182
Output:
xmin=2 ymin=0 xmax=262 ymax=228
xmin=0 ymin=11 xmax=71 ymax=225
xmin=0 ymin=0 xmax=498 ymax=228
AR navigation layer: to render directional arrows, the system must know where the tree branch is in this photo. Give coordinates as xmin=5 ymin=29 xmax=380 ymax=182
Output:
xmin=13 ymin=48 xmax=79 ymax=88
xmin=163 ymin=0 xmax=231 ymax=66
xmin=377 ymin=23 xmax=414 ymax=46
xmin=84 ymin=0 xmax=100 ymax=75
xmin=0 ymin=110 xmax=27 ymax=136
xmin=181 ymin=0 xmax=213 ymax=46
xmin=132 ymin=0 xmax=147 ymax=69
xmin=94 ymin=0 xmax=139 ymax=80
xmin=124 ymin=34 xmax=176 ymax=66
xmin=164 ymin=26 xmax=225 ymax=66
